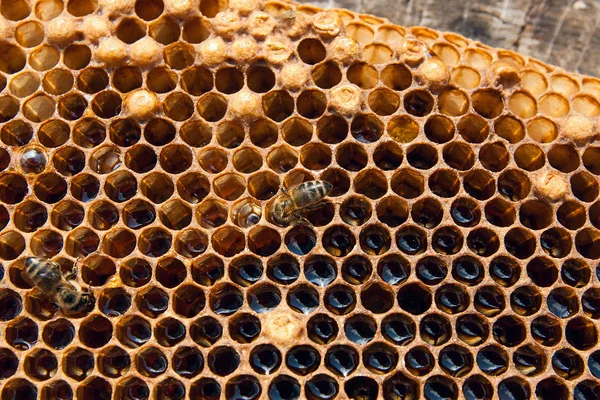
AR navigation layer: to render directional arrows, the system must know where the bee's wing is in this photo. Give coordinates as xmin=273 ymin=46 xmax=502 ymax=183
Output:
xmin=283 ymin=170 xmax=311 ymax=190
xmin=38 ymin=266 xmax=63 ymax=284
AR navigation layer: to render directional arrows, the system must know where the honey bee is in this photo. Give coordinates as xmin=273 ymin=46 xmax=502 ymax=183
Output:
xmin=232 ymin=200 xmax=263 ymax=228
xmin=270 ymin=180 xmax=333 ymax=226
xmin=24 ymin=257 xmax=94 ymax=314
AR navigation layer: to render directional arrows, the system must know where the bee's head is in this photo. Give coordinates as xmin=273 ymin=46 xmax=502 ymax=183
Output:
xmin=74 ymin=291 xmax=95 ymax=313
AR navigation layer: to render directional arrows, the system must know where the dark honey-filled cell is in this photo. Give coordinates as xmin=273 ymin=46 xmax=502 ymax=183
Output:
xmin=190 ymin=378 xmax=221 ymax=400
xmin=527 ymin=257 xmax=559 ymax=287
xmin=305 ymin=374 xmax=340 ymax=400
xmin=397 ymin=282 xmax=432 ymax=315
xmin=63 ymin=347 xmax=94 ymax=381
xmin=41 ymin=380 xmax=74 ymax=400
xmin=474 ymin=286 xmax=505 ymax=317
xmin=324 ymin=285 xmax=356 ymax=315
xmin=340 ymin=195 xmax=372 ymax=226
xmin=308 ymin=314 xmax=339 ymax=345
xmin=190 ymin=316 xmax=222 ymax=348
xmin=172 ymin=347 xmax=204 ymax=379
xmin=403 ymin=346 xmax=434 ymax=377
xmin=286 ymin=345 xmax=321 ymax=376
xmin=535 ymin=377 xmax=569 ymax=400
xmin=230 ymin=313 xmax=261 ymax=344
xmin=510 ymin=286 xmax=542 ymax=316
xmin=98 ymin=346 xmax=131 ymax=378
xmin=416 ymin=256 xmax=448 ymax=285
xmin=325 ymin=345 xmax=359 ymax=378
xmin=396 ymin=225 xmax=427 ymax=255
xmin=155 ymin=378 xmax=186 ymax=400
xmin=513 ymin=344 xmax=546 ymax=377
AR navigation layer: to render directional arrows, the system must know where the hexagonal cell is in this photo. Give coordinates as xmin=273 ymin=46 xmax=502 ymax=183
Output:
xmin=247 ymin=225 xmax=280 ymax=257
xmin=140 ymin=172 xmax=174 ymax=204
xmin=212 ymin=173 xmax=247 ymax=201
xmin=173 ymin=228 xmax=207 ymax=258
xmin=163 ymin=92 xmax=194 ymax=121
xmin=149 ymin=16 xmax=180 ymax=44
xmin=190 ymin=316 xmax=222 ymax=347
xmin=97 ymin=346 xmax=130 ymax=379
xmin=196 ymin=199 xmax=228 ymax=229
xmin=119 ymin=258 xmax=152 ymax=288
xmin=135 ymin=286 xmax=169 ymax=320
xmin=1 ymin=379 xmax=37 ymax=400
xmin=116 ymin=315 xmax=152 ymax=348
xmin=63 ymin=347 xmax=94 ymax=381
xmin=5 ymin=316 xmax=37 ymax=349
xmin=248 ymin=171 xmax=279 ymax=200
xmin=99 ymin=288 xmax=131 ymax=317
xmin=24 ymin=348 xmax=57 ymax=381
xmin=172 ymin=284 xmax=205 ymax=319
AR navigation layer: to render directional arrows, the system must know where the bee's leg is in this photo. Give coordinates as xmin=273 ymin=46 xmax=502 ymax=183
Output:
xmin=303 ymin=202 xmax=327 ymax=211
xmin=292 ymin=212 xmax=312 ymax=226
xmin=64 ymin=258 xmax=81 ymax=280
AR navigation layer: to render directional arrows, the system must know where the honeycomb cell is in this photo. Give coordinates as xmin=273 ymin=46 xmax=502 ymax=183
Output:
xmin=535 ymin=378 xmax=568 ymax=400
xmin=40 ymin=380 xmax=73 ymax=400
xmin=119 ymin=258 xmax=152 ymax=288
xmin=552 ymin=348 xmax=584 ymax=380
xmin=23 ymin=348 xmax=58 ymax=381
xmin=136 ymin=286 xmax=169 ymax=318
xmin=135 ymin=347 xmax=168 ymax=378
xmin=6 ymin=316 xmax=37 ymax=349
xmin=442 ymin=141 xmax=475 ymax=171
xmin=1 ymin=379 xmax=37 ymax=400
xmin=173 ymin=347 xmax=203 ymax=379
xmin=474 ymin=285 xmax=505 ymax=317
xmin=115 ymin=377 xmax=150 ymax=400
xmin=63 ymin=347 xmax=94 ymax=381
xmin=115 ymin=315 xmax=152 ymax=348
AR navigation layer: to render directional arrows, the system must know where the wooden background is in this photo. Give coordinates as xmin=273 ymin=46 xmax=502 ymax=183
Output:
xmin=299 ymin=0 xmax=600 ymax=77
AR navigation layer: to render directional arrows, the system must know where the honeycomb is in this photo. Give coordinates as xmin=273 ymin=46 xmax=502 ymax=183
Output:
xmin=0 ymin=0 xmax=600 ymax=399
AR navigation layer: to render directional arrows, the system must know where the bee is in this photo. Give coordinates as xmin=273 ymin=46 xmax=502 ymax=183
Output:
xmin=24 ymin=257 xmax=94 ymax=314
xmin=232 ymin=199 xmax=262 ymax=228
xmin=270 ymin=180 xmax=333 ymax=227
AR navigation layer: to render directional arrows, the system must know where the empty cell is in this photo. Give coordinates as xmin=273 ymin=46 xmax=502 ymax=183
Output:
xmin=162 ymin=92 xmax=196 ymax=122
xmin=73 ymin=118 xmax=106 ymax=148
xmin=404 ymin=89 xmax=434 ymax=117
xmin=10 ymin=72 xmax=40 ymax=98
xmin=38 ymin=119 xmax=70 ymax=148
xmin=63 ymin=44 xmax=92 ymax=70
xmin=77 ymin=67 xmax=109 ymax=94
xmin=451 ymin=66 xmax=481 ymax=89
xmin=247 ymin=65 xmax=275 ymax=93
xmin=149 ymin=16 xmax=180 ymax=44
xmin=381 ymin=63 xmax=412 ymax=90
xmin=298 ymin=38 xmax=326 ymax=65
xmin=369 ymin=88 xmax=400 ymax=116
xmin=347 ymin=63 xmax=378 ymax=89
xmin=297 ymin=89 xmax=327 ymax=119
xmin=1 ymin=120 xmax=33 ymax=146
xmin=301 ymin=143 xmax=332 ymax=171
xmin=514 ymin=144 xmax=545 ymax=171
xmin=438 ymin=88 xmax=469 ymax=116
xmin=458 ymin=114 xmax=489 ymax=143
xmin=364 ymin=43 xmax=393 ymax=64
xmin=443 ymin=141 xmax=475 ymax=171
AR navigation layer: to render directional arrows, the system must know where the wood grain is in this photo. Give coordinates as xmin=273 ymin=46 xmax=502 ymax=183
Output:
xmin=299 ymin=0 xmax=600 ymax=77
